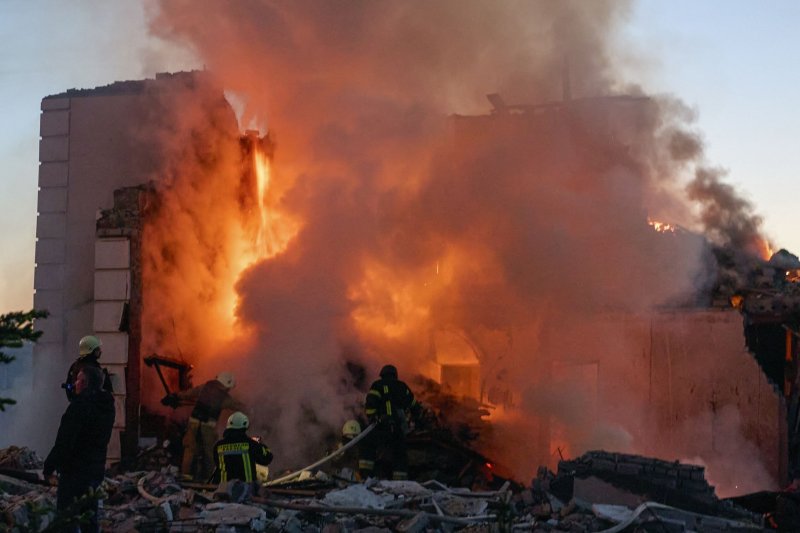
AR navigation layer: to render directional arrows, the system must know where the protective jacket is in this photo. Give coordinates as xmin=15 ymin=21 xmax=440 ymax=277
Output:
xmin=177 ymin=379 xmax=242 ymax=422
xmin=360 ymin=376 xmax=421 ymax=480
xmin=63 ymin=356 xmax=113 ymax=401
xmin=213 ymin=428 xmax=273 ymax=483
xmin=44 ymin=389 xmax=115 ymax=479
xmin=365 ymin=377 xmax=420 ymax=432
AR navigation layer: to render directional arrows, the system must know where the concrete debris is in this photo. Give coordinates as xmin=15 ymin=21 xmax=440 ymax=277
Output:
xmin=0 ymin=447 xmax=776 ymax=531
xmin=322 ymin=483 xmax=393 ymax=509
xmin=0 ymin=446 xmax=43 ymax=471
xmin=199 ymin=502 xmax=266 ymax=527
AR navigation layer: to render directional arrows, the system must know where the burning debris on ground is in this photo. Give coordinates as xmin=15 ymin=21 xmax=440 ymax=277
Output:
xmin=0 ymin=444 xmax=782 ymax=532
xmin=11 ymin=2 xmax=800 ymax=532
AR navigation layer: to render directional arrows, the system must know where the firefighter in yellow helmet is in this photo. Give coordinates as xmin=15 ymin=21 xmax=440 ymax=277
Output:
xmin=358 ymin=365 xmax=422 ymax=480
xmin=213 ymin=411 xmax=273 ymax=491
xmin=62 ymin=335 xmax=113 ymax=401
xmin=162 ymin=372 xmax=244 ymax=481
xmin=327 ymin=419 xmax=362 ymax=478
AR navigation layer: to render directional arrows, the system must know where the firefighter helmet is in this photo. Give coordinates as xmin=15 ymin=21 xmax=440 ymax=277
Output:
xmin=342 ymin=419 xmax=361 ymax=438
xmin=379 ymin=364 xmax=398 ymax=379
xmin=78 ymin=335 xmax=102 ymax=357
xmin=227 ymin=411 xmax=249 ymax=429
xmin=216 ymin=371 xmax=236 ymax=389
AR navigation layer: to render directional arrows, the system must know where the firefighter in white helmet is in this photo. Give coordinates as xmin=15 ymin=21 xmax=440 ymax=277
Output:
xmin=212 ymin=411 xmax=273 ymax=491
xmin=162 ymin=372 xmax=244 ymax=481
xmin=62 ymin=335 xmax=113 ymax=401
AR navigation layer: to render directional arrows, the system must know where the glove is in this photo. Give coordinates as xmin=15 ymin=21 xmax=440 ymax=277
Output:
xmin=161 ymin=394 xmax=180 ymax=408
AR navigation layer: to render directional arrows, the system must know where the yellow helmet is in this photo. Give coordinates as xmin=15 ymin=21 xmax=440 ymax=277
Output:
xmin=78 ymin=335 xmax=102 ymax=357
xmin=342 ymin=419 xmax=361 ymax=438
xmin=216 ymin=371 xmax=236 ymax=389
xmin=227 ymin=411 xmax=249 ymax=430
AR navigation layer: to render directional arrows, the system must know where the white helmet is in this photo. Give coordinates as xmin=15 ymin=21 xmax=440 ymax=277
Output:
xmin=227 ymin=411 xmax=249 ymax=429
xmin=78 ymin=335 xmax=102 ymax=357
xmin=216 ymin=371 xmax=236 ymax=389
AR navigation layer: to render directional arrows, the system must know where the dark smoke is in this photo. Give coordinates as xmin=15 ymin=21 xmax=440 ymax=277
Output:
xmin=142 ymin=0 xmax=774 ymax=488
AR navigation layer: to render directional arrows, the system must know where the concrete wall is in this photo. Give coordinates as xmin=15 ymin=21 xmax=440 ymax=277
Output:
xmin=548 ymin=309 xmax=784 ymax=490
xmin=31 ymin=73 xmax=238 ymax=455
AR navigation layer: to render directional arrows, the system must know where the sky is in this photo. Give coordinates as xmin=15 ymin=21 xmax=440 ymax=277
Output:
xmin=1 ymin=0 xmax=798 ymax=314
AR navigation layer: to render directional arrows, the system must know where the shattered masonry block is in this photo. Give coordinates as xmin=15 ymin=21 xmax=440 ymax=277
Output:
xmin=592 ymin=459 xmax=616 ymax=472
xmin=395 ymin=511 xmax=429 ymax=533
xmin=520 ymin=489 xmax=534 ymax=505
xmin=659 ymin=478 xmax=678 ymax=489
xmin=690 ymin=470 xmax=706 ymax=481
xmin=615 ymin=463 xmax=642 ymax=476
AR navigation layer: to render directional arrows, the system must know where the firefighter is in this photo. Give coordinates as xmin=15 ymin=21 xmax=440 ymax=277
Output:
xmin=213 ymin=411 xmax=273 ymax=491
xmin=62 ymin=335 xmax=113 ymax=401
xmin=327 ymin=419 xmax=362 ymax=479
xmin=358 ymin=364 xmax=422 ymax=480
xmin=161 ymin=371 xmax=243 ymax=481
xmin=44 ymin=366 xmax=115 ymax=533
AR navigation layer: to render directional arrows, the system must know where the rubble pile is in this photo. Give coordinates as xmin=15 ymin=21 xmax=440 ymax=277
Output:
xmin=715 ymin=248 xmax=800 ymax=314
xmin=0 ymin=446 xmax=774 ymax=532
xmin=119 ymin=444 xmax=175 ymax=473
xmin=412 ymin=377 xmax=493 ymax=445
xmin=0 ymin=474 xmax=56 ymax=532
xmin=407 ymin=378 xmax=503 ymax=488
xmin=0 ymin=447 xmax=43 ymax=472
xmin=555 ymin=451 xmax=762 ymax=523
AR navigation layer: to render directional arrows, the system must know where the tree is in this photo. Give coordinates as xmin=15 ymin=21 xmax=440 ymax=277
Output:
xmin=0 ymin=309 xmax=49 ymax=411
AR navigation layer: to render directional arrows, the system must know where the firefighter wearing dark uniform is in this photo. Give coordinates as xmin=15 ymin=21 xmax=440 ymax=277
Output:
xmin=62 ymin=335 xmax=113 ymax=401
xmin=213 ymin=411 xmax=273 ymax=487
xmin=359 ymin=364 xmax=421 ymax=480
xmin=162 ymin=371 xmax=243 ymax=481
xmin=45 ymin=365 xmax=115 ymax=533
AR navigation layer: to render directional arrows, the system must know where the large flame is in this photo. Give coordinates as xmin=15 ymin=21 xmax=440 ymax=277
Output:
xmin=221 ymin=148 xmax=298 ymax=329
xmin=141 ymin=1 xmax=780 ymax=494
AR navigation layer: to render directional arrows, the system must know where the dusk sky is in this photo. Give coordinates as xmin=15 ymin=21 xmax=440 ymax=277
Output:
xmin=1 ymin=0 xmax=798 ymax=313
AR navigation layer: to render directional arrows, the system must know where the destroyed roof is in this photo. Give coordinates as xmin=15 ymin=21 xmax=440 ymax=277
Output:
xmin=43 ymin=71 xmax=211 ymax=100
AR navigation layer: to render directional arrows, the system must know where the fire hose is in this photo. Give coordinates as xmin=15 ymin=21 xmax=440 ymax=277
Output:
xmin=266 ymin=422 xmax=376 ymax=486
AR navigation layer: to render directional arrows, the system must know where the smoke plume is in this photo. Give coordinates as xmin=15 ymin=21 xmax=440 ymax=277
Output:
xmin=139 ymin=0 xmax=774 ymax=487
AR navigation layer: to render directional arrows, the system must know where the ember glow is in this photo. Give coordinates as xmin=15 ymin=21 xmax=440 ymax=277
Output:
xmin=142 ymin=1 xmax=778 ymax=493
xmin=647 ymin=217 xmax=677 ymax=233
xmin=252 ymin=148 xmax=298 ymax=262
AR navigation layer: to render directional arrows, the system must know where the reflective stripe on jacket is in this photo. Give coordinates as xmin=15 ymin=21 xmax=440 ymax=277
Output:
xmin=213 ymin=428 xmax=273 ymax=483
xmin=364 ymin=377 xmax=418 ymax=424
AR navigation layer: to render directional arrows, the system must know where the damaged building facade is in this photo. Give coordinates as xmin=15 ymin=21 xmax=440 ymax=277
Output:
xmin=30 ymin=72 xmax=269 ymax=463
xmin=27 ymin=72 xmax=800 ymax=490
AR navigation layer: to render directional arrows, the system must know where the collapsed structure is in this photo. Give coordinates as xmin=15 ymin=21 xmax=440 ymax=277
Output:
xmin=21 ymin=71 xmax=799 ymax=499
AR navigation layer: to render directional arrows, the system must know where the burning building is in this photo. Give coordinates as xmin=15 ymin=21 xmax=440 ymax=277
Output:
xmin=29 ymin=72 xmax=260 ymax=462
xmin=17 ymin=1 xmax=800 ymax=502
xmin=22 ymin=66 xmax=798 ymax=499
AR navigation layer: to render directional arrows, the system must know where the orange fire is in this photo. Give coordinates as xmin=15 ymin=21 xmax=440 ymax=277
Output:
xmin=647 ymin=217 xmax=676 ymax=233
xmin=752 ymin=236 xmax=773 ymax=261
xmin=253 ymin=149 xmax=298 ymax=260
xmin=221 ymin=148 xmax=299 ymax=331
xmin=141 ymin=137 xmax=299 ymax=360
